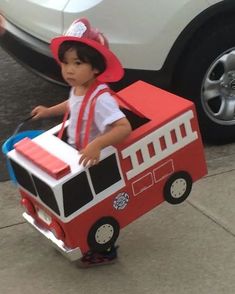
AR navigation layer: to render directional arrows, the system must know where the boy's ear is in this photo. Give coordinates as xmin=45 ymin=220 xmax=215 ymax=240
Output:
xmin=93 ymin=68 xmax=100 ymax=75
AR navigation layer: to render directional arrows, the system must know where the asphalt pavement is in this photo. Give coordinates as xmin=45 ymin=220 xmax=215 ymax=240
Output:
xmin=0 ymin=143 xmax=235 ymax=294
xmin=1 ymin=49 xmax=235 ymax=294
xmin=0 ymin=48 xmax=69 ymax=181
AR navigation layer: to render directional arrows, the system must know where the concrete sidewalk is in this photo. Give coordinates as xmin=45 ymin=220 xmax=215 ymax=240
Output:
xmin=0 ymin=143 xmax=235 ymax=294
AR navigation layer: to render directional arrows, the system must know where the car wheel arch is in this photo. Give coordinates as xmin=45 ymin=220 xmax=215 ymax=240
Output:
xmin=162 ymin=1 xmax=235 ymax=89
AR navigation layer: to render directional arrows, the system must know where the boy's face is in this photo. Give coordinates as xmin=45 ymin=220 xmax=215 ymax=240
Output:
xmin=60 ymin=48 xmax=99 ymax=88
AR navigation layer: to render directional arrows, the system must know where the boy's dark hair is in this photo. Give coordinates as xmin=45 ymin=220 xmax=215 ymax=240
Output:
xmin=58 ymin=41 xmax=106 ymax=74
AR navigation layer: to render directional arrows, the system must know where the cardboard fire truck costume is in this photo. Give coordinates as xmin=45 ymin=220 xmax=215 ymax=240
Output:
xmin=6 ymin=81 xmax=207 ymax=261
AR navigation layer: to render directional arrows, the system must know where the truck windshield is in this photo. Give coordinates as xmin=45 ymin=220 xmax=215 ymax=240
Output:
xmin=10 ymin=159 xmax=60 ymax=215
xmin=10 ymin=159 xmax=37 ymax=196
xmin=32 ymin=175 xmax=60 ymax=216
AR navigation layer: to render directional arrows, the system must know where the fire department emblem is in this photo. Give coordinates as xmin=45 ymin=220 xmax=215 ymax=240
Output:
xmin=113 ymin=192 xmax=129 ymax=210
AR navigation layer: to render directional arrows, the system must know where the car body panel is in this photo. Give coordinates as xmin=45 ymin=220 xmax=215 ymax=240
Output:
xmin=0 ymin=0 xmax=70 ymax=41
xmin=206 ymin=0 xmax=222 ymax=4
xmin=1 ymin=0 xmax=218 ymax=70
xmin=3 ymin=0 xmax=235 ymax=142
xmin=64 ymin=0 xmax=211 ymax=70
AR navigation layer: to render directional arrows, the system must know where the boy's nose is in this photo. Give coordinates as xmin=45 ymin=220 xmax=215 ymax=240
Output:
xmin=66 ymin=64 xmax=75 ymax=73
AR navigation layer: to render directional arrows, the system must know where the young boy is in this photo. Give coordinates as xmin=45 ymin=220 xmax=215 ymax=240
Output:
xmin=31 ymin=18 xmax=131 ymax=267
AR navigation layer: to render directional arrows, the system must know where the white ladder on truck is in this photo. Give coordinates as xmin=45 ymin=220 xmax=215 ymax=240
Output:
xmin=121 ymin=110 xmax=198 ymax=180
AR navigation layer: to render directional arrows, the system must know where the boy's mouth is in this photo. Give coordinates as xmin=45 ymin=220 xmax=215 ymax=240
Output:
xmin=66 ymin=78 xmax=76 ymax=83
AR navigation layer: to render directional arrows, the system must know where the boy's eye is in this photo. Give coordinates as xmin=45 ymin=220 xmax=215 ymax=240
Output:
xmin=75 ymin=60 xmax=82 ymax=65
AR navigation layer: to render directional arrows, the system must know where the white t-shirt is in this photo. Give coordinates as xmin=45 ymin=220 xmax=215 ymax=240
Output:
xmin=67 ymin=83 xmax=125 ymax=148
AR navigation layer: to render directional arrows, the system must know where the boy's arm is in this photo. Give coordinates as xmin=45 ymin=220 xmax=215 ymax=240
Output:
xmin=31 ymin=100 xmax=68 ymax=119
xmin=79 ymin=117 xmax=131 ymax=166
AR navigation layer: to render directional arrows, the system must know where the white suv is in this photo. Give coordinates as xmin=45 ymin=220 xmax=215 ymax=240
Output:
xmin=1 ymin=0 xmax=235 ymax=143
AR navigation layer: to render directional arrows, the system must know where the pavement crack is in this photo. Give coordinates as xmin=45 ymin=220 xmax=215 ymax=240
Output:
xmin=0 ymin=221 xmax=26 ymax=230
xmin=205 ymin=168 xmax=235 ymax=179
xmin=187 ymin=201 xmax=235 ymax=238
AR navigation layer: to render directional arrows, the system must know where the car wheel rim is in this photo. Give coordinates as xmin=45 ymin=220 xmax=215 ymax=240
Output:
xmin=201 ymin=48 xmax=235 ymax=126
xmin=170 ymin=178 xmax=187 ymax=198
xmin=95 ymin=224 xmax=114 ymax=244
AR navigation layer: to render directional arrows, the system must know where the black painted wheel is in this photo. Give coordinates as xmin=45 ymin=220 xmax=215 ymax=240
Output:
xmin=164 ymin=171 xmax=192 ymax=204
xmin=87 ymin=217 xmax=120 ymax=252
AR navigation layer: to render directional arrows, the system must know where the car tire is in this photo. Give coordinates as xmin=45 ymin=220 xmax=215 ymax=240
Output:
xmin=87 ymin=217 xmax=120 ymax=252
xmin=173 ymin=19 xmax=235 ymax=143
xmin=163 ymin=171 xmax=192 ymax=204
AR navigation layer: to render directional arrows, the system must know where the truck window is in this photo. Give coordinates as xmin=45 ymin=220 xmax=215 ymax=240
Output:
xmin=121 ymin=108 xmax=150 ymax=130
xmin=32 ymin=175 xmax=60 ymax=215
xmin=10 ymin=159 xmax=37 ymax=196
xmin=89 ymin=154 xmax=122 ymax=194
xmin=62 ymin=171 xmax=93 ymax=217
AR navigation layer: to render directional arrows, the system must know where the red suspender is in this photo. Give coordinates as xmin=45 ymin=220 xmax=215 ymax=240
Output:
xmin=57 ymin=110 xmax=69 ymax=140
xmin=57 ymin=81 xmax=108 ymax=149
xmin=82 ymin=88 xmax=145 ymax=148
xmin=82 ymin=88 xmax=110 ymax=148
xmin=74 ymin=81 xmax=102 ymax=149
xmin=58 ymin=82 xmax=144 ymax=149
xmin=57 ymin=82 xmax=99 ymax=141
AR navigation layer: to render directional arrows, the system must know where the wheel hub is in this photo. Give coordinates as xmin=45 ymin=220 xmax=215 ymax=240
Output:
xmin=170 ymin=178 xmax=187 ymax=198
xmin=202 ymin=49 xmax=235 ymax=125
xmin=95 ymin=224 xmax=114 ymax=244
xmin=221 ymin=71 xmax=235 ymax=93
xmin=229 ymin=79 xmax=235 ymax=90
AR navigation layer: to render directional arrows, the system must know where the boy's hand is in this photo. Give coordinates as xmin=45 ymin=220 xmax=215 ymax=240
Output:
xmin=79 ymin=141 xmax=102 ymax=167
xmin=31 ymin=106 xmax=50 ymax=119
